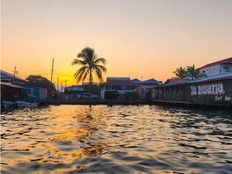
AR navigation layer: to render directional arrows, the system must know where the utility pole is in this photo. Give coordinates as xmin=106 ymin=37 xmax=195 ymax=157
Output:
xmin=64 ymin=80 xmax=68 ymax=88
xmin=63 ymin=80 xmax=68 ymax=93
xmin=13 ymin=66 xmax=18 ymax=78
xmin=49 ymin=58 xmax=55 ymax=98
xmin=13 ymin=66 xmax=18 ymax=83
xmin=50 ymin=58 xmax=54 ymax=83
xmin=61 ymin=81 xmax=63 ymax=92
xmin=57 ymin=76 xmax=59 ymax=92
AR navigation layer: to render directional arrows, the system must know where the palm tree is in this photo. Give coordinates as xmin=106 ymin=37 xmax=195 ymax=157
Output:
xmin=72 ymin=47 xmax=107 ymax=84
xmin=174 ymin=66 xmax=187 ymax=79
xmin=186 ymin=65 xmax=201 ymax=80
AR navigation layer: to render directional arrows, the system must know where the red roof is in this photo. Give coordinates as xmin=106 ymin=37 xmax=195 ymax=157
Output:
xmin=199 ymin=57 xmax=232 ymax=69
xmin=164 ymin=77 xmax=188 ymax=83
xmin=0 ymin=82 xmax=25 ymax=88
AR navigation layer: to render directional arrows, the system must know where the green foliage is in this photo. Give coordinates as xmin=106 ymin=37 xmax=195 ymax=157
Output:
xmin=174 ymin=65 xmax=205 ymax=80
xmin=186 ymin=65 xmax=204 ymax=80
xmin=72 ymin=47 xmax=107 ymax=84
xmin=174 ymin=66 xmax=187 ymax=79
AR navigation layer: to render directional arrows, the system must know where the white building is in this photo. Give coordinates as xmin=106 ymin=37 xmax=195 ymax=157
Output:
xmin=100 ymin=77 xmax=162 ymax=99
xmin=199 ymin=57 xmax=232 ymax=77
xmin=100 ymin=77 xmax=136 ymax=99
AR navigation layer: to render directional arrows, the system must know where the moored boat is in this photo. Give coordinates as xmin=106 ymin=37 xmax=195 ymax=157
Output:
xmin=16 ymin=101 xmax=38 ymax=108
xmin=2 ymin=100 xmax=17 ymax=110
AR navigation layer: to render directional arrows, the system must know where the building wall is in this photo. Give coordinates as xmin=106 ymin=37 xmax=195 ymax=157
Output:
xmin=151 ymin=79 xmax=232 ymax=106
xmin=105 ymin=85 xmax=135 ymax=91
xmin=200 ymin=64 xmax=232 ymax=77
xmin=220 ymin=64 xmax=232 ymax=74
xmin=39 ymin=87 xmax=48 ymax=100
xmin=199 ymin=65 xmax=221 ymax=77
xmin=151 ymin=85 xmax=186 ymax=101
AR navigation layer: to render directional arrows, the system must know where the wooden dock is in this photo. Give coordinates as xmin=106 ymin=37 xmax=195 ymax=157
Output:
xmin=49 ymin=99 xmax=150 ymax=106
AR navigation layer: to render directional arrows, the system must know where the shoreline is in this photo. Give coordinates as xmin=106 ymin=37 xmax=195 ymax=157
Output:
xmin=48 ymin=99 xmax=232 ymax=110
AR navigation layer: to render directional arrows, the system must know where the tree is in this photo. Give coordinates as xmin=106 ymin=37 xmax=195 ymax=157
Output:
xmin=186 ymin=65 xmax=202 ymax=80
xmin=174 ymin=66 xmax=187 ymax=79
xmin=72 ymin=47 xmax=107 ymax=84
xmin=26 ymin=75 xmax=56 ymax=93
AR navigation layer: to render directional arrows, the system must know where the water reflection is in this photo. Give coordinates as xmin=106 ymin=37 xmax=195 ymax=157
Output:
xmin=1 ymin=105 xmax=232 ymax=173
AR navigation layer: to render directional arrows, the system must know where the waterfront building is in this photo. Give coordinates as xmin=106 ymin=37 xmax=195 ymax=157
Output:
xmin=199 ymin=57 xmax=232 ymax=77
xmin=150 ymin=72 xmax=232 ymax=107
xmin=100 ymin=77 xmax=136 ymax=99
xmin=1 ymin=70 xmax=28 ymax=85
xmin=63 ymin=82 xmax=100 ymax=100
xmin=1 ymin=82 xmax=23 ymax=103
xmin=82 ymin=82 xmax=99 ymax=95
xmin=64 ymin=83 xmax=99 ymax=94
xmin=100 ymin=77 xmax=162 ymax=100
xmin=64 ymin=85 xmax=84 ymax=93
xmin=0 ymin=70 xmax=48 ymax=106
xmin=63 ymin=85 xmax=84 ymax=100
xmin=132 ymin=78 xmax=162 ymax=99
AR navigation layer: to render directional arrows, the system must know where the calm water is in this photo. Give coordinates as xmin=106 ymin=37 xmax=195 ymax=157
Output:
xmin=1 ymin=105 xmax=232 ymax=174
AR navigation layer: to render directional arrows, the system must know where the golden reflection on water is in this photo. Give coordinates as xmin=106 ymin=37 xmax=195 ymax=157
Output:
xmin=40 ymin=106 xmax=111 ymax=161
xmin=1 ymin=105 xmax=232 ymax=173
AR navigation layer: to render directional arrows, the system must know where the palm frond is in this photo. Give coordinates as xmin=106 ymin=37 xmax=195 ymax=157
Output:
xmin=94 ymin=57 xmax=106 ymax=64
xmin=95 ymin=64 xmax=107 ymax=73
xmin=74 ymin=66 xmax=88 ymax=79
xmin=76 ymin=68 xmax=88 ymax=83
xmin=77 ymin=52 xmax=86 ymax=58
xmin=94 ymin=66 xmax=103 ymax=83
xmin=72 ymin=58 xmax=87 ymax=65
xmin=82 ymin=69 xmax=90 ymax=82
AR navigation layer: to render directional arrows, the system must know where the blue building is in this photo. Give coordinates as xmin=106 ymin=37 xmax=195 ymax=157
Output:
xmin=1 ymin=70 xmax=48 ymax=104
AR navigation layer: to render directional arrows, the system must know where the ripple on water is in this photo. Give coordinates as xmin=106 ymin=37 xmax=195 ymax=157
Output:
xmin=1 ymin=105 xmax=232 ymax=173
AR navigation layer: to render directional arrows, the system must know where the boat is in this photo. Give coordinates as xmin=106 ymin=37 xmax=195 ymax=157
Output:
xmin=2 ymin=100 xmax=17 ymax=110
xmin=16 ymin=101 xmax=38 ymax=108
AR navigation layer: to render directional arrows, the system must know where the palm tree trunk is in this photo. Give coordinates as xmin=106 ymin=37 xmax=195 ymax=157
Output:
xmin=89 ymin=69 xmax=93 ymax=85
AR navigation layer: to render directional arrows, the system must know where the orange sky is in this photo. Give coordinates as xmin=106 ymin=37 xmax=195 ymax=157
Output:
xmin=1 ymin=0 xmax=232 ymax=85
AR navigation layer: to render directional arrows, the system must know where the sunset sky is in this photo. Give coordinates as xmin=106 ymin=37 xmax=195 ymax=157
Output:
xmin=1 ymin=0 xmax=232 ymax=85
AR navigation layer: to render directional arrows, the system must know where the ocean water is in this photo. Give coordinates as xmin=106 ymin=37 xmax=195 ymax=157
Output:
xmin=1 ymin=105 xmax=232 ymax=174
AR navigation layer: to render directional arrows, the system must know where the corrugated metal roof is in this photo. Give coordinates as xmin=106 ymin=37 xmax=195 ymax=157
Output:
xmin=0 ymin=70 xmax=28 ymax=82
xmin=0 ymin=82 xmax=25 ymax=89
xmin=199 ymin=57 xmax=232 ymax=69
xmin=190 ymin=72 xmax=232 ymax=83
xmin=106 ymin=77 xmax=132 ymax=85
xmin=154 ymin=73 xmax=232 ymax=88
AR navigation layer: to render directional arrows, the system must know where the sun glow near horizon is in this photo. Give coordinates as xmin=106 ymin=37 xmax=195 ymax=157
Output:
xmin=1 ymin=0 xmax=232 ymax=85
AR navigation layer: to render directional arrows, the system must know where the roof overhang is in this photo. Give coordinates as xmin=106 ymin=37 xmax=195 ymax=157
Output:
xmin=0 ymin=82 xmax=25 ymax=89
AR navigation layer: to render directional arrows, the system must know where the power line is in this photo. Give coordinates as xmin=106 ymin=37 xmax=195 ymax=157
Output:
xmin=53 ymin=73 xmax=73 ymax=77
xmin=19 ymin=71 xmax=50 ymax=74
